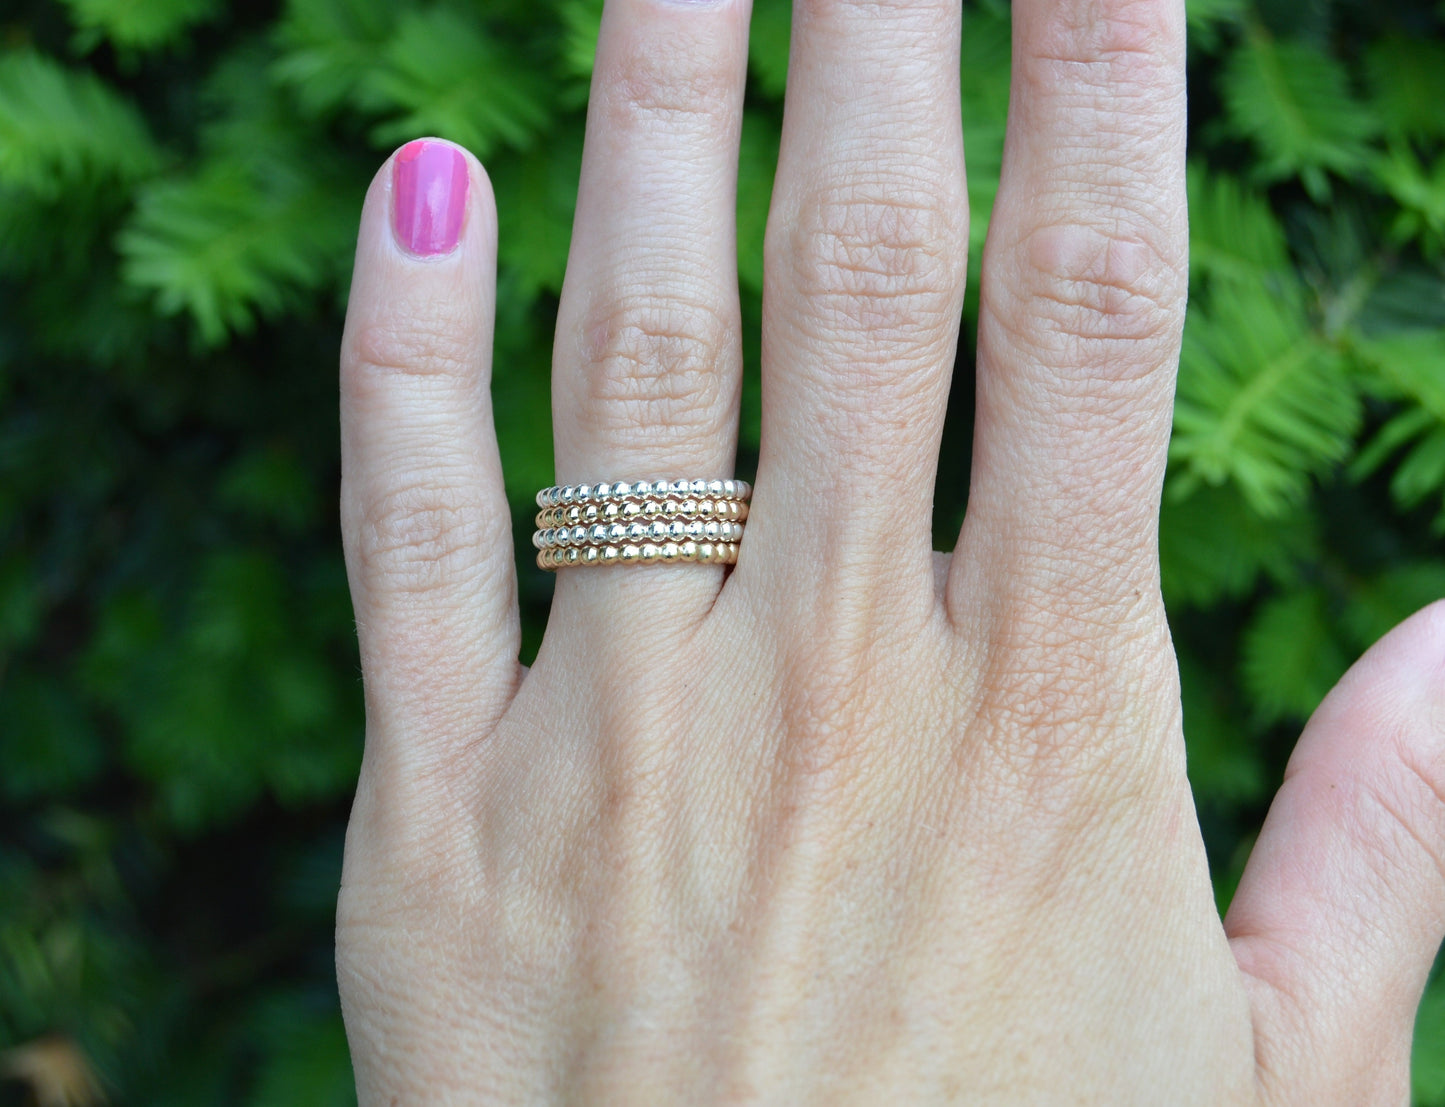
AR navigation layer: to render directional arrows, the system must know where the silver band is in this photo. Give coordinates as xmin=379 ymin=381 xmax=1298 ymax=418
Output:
xmin=535 ymin=478 xmax=751 ymax=509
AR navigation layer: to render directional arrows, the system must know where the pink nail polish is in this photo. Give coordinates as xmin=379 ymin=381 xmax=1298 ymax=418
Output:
xmin=392 ymin=140 xmax=469 ymax=257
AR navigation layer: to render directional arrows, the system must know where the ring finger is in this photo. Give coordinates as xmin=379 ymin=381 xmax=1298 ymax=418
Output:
xmin=547 ymin=0 xmax=752 ymax=626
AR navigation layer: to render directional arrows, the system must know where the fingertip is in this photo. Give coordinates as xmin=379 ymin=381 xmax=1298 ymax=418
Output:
xmin=357 ymin=138 xmax=498 ymax=265
xmin=1286 ymin=596 xmax=1445 ymax=781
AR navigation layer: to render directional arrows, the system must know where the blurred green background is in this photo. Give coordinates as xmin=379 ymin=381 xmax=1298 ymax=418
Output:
xmin=1 ymin=0 xmax=1444 ymax=1101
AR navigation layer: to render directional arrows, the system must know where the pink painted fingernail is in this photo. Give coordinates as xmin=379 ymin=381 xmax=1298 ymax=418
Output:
xmin=392 ymin=140 xmax=469 ymax=257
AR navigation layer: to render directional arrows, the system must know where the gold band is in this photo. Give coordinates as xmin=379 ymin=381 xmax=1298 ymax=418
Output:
xmin=537 ymin=540 xmax=740 ymax=570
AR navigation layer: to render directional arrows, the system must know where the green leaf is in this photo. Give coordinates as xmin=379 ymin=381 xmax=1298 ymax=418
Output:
xmin=0 ymin=554 xmax=43 ymax=652
xmin=490 ymin=121 xmax=583 ymax=302
xmin=1186 ymin=164 xmax=1290 ymax=285
xmin=1416 ymin=972 xmax=1445 ymax=1105
xmin=0 ymin=50 xmax=161 ymax=199
xmin=1370 ymin=144 xmax=1445 ymax=258
xmin=82 ymin=555 xmax=360 ymax=833
xmin=272 ymin=0 xmax=398 ymax=117
xmin=359 ymin=8 xmax=551 ymax=155
xmin=1352 ymin=331 xmax=1445 ymax=523
xmin=1343 ymin=562 xmax=1445 ymax=650
xmin=1240 ymin=586 xmax=1351 ymax=725
xmin=1186 ymin=0 xmax=1246 ymax=49
xmin=557 ymin=0 xmax=602 ymax=83
xmin=58 ymin=0 xmax=219 ymax=54
xmin=737 ymin=110 xmax=781 ymax=295
xmin=1220 ymin=32 xmax=1378 ymax=199
xmin=0 ymin=670 xmax=105 ymax=800
xmin=218 ymin=446 xmax=321 ymax=534
xmin=748 ymin=0 xmax=791 ymax=100
xmin=1365 ymin=34 xmax=1445 ymax=142
xmin=959 ymin=2 xmax=1010 ymax=278
xmin=1179 ymin=649 xmax=1266 ymax=806
xmin=118 ymin=45 xmax=362 ymax=347
xmin=247 ymin=994 xmax=356 ymax=1107
xmin=1160 ymin=484 xmax=1316 ymax=607
xmin=120 ymin=160 xmax=355 ymax=344
xmin=1170 ymin=278 xmax=1361 ymax=515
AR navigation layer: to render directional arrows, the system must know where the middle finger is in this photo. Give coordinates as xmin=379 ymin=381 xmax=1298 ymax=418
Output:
xmin=748 ymin=0 xmax=968 ymax=620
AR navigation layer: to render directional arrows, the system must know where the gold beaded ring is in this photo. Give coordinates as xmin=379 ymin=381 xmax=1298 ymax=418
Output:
xmin=536 ymin=541 xmax=740 ymax=570
xmin=532 ymin=479 xmax=751 ymax=571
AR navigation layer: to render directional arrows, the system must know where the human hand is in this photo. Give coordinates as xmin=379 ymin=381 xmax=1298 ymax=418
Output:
xmin=334 ymin=0 xmax=1445 ymax=1101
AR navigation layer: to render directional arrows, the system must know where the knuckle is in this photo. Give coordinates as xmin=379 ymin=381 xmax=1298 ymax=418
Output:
xmin=1005 ymin=220 xmax=1184 ymax=364
xmin=347 ymin=474 xmax=488 ymax=597
xmin=1029 ymin=0 xmax=1182 ymax=77
xmin=576 ymin=293 xmax=736 ymax=446
xmin=599 ymin=36 xmax=736 ymax=137
xmin=772 ymin=182 xmax=967 ymax=356
xmin=344 ymin=311 xmax=481 ymax=391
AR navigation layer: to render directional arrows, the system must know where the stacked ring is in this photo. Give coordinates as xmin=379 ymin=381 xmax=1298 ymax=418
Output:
xmin=533 ymin=479 xmax=751 ymax=571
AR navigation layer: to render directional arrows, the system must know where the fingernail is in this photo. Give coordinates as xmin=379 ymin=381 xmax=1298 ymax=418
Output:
xmin=391 ymin=140 xmax=469 ymax=257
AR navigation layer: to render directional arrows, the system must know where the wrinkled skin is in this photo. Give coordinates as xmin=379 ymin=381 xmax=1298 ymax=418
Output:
xmin=334 ymin=0 xmax=1445 ymax=1101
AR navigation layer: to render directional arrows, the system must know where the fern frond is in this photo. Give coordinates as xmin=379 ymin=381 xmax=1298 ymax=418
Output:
xmin=118 ymin=43 xmax=360 ymax=345
xmin=57 ymin=0 xmax=218 ymax=54
xmin=1220 ymin=31 xmax=1377 ymax=200
xmin=737 ymin=110 xmax=781 ymax=294
xmin=272 ymin=0 xmax=396 ymax=117
xmin=0 ymin=50 xmax=160 ymax=198
xmin=1370 ymin=144 xmax=1445 ymax=258
xmin=1240 ymin=586 xmax=1350 ymax=724
xmin=556 ymin=0 xmax=602 ymax=83
xmin=748 ymin=0 xmax=791 ymax=100
xmin=1186 ymin=0 xmax=1245 ymax=52
xmin=1159 ymin=484 xmax=1316 ymax=607
xmin=1365 ymin=34 xmax=1445 ymax=142
xmin=1415 ymin=976 xmax=1445 ymax=1106
xmin=1351 ymin=331 xmax=1445 ymax=525
xmin=119 ymin=161 xmax=353 ymax=346
xmin=490 ymin=121 xmax=582 ymax=301
xmin=1343 ymin=561 xmax=1445 ymax=649
xmin=959 ymin=3 xmax=1010 ymax=272
xmin=1169 ymin=279 xmax=1360 ymax=515
xmin=1186 ymin=164 xmax=1288 ymax=285
xmin=1178 ymin=649 xmax=1266 ymax=806
xmin=247 ymin=996 xmax=354 ymax=1107
xmin=359 ymin=8 xmax=551 ymax=155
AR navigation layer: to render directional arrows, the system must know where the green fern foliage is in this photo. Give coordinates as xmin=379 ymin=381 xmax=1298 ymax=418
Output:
xmin=272 ymin=0 xmax=397 ymax=117
xmin=0 ymin=50 xmax=160 ymax=198
xmin=1240 ymin=586 xmax=1351 ymax=725
xmin=1221 ymin=31 xmax=1378 ymax=199
xmin=1365 ymin=35 xmax=1445 ymax=141
xmin=120 ymin=160 xmax=352 ymax=343
xmin=747 ymin=0 xmax=792 ymax=100
xmin=358 ymin=7 xmax=551 ymax=154
xmin=58 ymin=0 xmax=220 ymax=54
xmin=1186 ymin=166 xmax=1289 ymax=285
xmin=1353 ymin=331 xmax=1445 ymax=527
xmin=1170 ymin=278 xmax=1360 ymax=514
